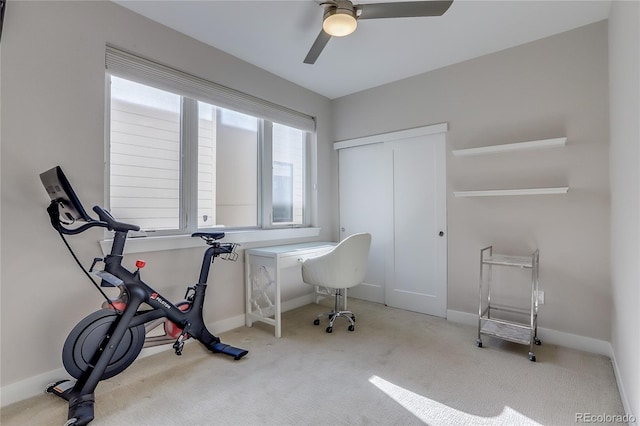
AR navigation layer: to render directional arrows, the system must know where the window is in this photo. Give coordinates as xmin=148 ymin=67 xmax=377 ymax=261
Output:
xmin=106 ymin=47 xmax=314 ymax=235
xmin=273 ymin=162 xmax=294 ymax=223
xmin=196 ymin=102 xmax=259 ymax=229
xmin=110 ymin=77 xmax=182 ymax=230
xmin=272 ymin=123 xmax=307 ymax=224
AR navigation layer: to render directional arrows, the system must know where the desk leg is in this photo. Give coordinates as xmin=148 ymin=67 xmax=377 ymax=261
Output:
xmin=275 ymin=259 xmax=282 ymax=338
xmin=245 ymin=252 xmax=253 ymax=328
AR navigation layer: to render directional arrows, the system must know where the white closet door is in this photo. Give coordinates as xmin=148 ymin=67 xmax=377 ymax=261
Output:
xmin=337 ymin=125 xmax=447 ymax=317
xmin=385 ymin=134 xmax=447 ymax=317
xmin=338 ymin=142 xmax=389 ymax=304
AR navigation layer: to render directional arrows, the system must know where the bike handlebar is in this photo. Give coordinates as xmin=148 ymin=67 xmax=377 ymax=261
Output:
xmin=47 ymin=201 xmax=140 ymax=235
xmin=92 ymin=206 xmax=140 ymax=233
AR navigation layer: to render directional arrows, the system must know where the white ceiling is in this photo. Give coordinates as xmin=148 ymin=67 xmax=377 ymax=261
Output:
xmin=113 ymin=0 xmax=611 ymax=99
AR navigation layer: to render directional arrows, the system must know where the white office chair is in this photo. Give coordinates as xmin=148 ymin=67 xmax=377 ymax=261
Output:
xmin=301 ymin=233 xmax=372 ymax=333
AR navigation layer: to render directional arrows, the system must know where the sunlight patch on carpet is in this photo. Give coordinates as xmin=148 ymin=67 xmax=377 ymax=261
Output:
xmin=368 ymin=375 xmax=541 ymax=426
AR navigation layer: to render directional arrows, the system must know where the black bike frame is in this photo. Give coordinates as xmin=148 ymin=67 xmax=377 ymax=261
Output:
xmin=46 ymin=201 xmax=247 ymax=425
xmin=102 ymin=228 xmax=226 ymax=342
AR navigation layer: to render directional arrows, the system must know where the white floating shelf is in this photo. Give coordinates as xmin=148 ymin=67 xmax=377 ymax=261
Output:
xmin=452 ymin=137 xmax=566 ymax=157
xmin=453 ymin=187 xmax=569 ymax=197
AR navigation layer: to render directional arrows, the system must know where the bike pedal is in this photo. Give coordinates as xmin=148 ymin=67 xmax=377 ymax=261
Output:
xmin=172 ymin=322 xmax=190 ymax=355
xmin=173 ymin=340 xmax=184 ymax=356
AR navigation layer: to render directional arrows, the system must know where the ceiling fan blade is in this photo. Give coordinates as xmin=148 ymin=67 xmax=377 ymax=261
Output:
xmin=357 ymin=0 xmax=453 ymax=20
xmin=304 ymin=29 xmax=332 ymax=64
xmin=0 ymin=0 xmax=6 ymax=43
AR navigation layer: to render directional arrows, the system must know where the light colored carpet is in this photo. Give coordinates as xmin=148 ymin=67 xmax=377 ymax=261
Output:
xmin=1 ymin=299 xmax=625 ymax=425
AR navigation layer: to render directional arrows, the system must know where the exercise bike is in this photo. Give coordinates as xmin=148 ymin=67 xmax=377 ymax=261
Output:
xmin=40 ymin=166 xmax=248 ymax=426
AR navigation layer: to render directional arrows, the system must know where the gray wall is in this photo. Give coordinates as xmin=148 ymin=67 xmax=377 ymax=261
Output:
xmin=0 ymin=1 xmax=335 ymax=387
xmin=609 ymin=0 xmax=639 ymax=417
xmin=332 ymin=22 xmax=611 ymax=341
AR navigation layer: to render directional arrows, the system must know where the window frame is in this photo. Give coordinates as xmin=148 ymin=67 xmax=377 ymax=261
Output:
xmin=104 ymin=47 xmax=316 ymax=242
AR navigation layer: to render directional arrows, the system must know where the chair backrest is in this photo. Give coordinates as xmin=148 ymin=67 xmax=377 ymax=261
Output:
xmin=301 ymin=233 xmax=372 ymax=289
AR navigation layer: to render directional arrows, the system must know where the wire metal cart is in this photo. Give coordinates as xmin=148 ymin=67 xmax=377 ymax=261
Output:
xmin=476 ymin=246 xmax=541 ymax=361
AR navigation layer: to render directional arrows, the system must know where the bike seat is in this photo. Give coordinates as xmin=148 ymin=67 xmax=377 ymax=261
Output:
xmin=192 ymin=232 xmax=225 ymax=241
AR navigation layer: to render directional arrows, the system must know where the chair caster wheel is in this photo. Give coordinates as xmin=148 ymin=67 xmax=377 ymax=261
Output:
xmin=476 ymin=339 xmax=483 ymax=348
xmin=326 ymin=326 xmax=333 ymax=333
xmin=529 ymin=353 xmax=536 ymax=362
xmin=534 ymin=337 xmax=541 ymax=345
xmin=348 ymin=325 xmax=355 ymax=332
xmin=313 ymin=319 xmax=320 ymax=326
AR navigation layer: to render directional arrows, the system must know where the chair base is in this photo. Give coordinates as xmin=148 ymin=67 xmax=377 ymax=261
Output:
xmin=312 ymin=288 xmax=357 ymax=333
xmin=313 ymin=310 xmax=356 ymax=333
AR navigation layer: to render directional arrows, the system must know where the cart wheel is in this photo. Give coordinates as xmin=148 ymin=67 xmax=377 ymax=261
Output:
xmin=534 ymin=337 xmax=541 ymax=346
xmin=326 ymin=326 xmax=333 ymax=333
xmin=313 ymin=319 xmax=320 ymax=326
xmin=348 ymin=325 xmax=355 ymax=332
xmin=476 ymin=339 xmax=483 ymax=348
xmin=529 ymin=353 xmax=536 ymax=362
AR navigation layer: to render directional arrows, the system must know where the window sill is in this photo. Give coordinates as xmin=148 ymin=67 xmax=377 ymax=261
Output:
xmin=99 ymin=227 xmax=322 ymax=255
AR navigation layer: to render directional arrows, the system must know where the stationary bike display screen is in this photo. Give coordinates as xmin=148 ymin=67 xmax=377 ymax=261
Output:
xmin=40 ymin=166 xmax=92 ymax=223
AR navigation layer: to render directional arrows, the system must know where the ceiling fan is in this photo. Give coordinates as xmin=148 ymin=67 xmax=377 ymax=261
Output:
xmin=304 ymin=0 xmax=453 ymax=64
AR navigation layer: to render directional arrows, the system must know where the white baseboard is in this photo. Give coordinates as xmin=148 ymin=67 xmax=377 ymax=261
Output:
xmin=446 ymin=309 xmax=611 ymax=356
xmin=207 ymin=313 xmax=246 ymax=334
xmin=0 ymin=367 xmax=69 ymax=408
xmin=0 ymin=314 xmax=246 ymax=408
xmin=446 ymin=309 xmax=479 ymax=328
xmin=282 ymin=293 xmax=317 ymax=312
xmin=609 ymin=345 xmax=634 ymax=422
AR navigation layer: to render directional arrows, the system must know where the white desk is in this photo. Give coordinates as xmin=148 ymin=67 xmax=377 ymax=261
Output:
xmin=245 ymin=242 xmax=335 ymax=337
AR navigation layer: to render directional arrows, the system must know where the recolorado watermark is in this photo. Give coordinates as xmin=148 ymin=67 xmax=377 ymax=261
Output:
xmin=576 ymin=412 xmax=636 ymax=423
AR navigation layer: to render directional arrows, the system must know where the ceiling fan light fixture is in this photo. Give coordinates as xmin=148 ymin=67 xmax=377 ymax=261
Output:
xmin=323 ymin=7 xmax=357 ymax=37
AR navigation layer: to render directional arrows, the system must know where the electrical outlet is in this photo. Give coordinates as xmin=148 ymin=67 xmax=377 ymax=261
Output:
xmin=537 ymin=290 xmax=545 ymax=305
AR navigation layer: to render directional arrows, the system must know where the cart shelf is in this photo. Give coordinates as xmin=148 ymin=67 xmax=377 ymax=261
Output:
xmin=480 ymin=320 xmax=531 ymax=345
xmin=483 ymin=254 xmax=533 ymax=268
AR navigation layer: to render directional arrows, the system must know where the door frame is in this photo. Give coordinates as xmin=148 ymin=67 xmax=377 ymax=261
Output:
xmin=334 ymin=123 xmax=448 ymax=150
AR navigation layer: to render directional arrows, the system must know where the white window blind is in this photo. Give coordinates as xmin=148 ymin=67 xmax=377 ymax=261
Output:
xmin=105 ymin=45 xmax=315 ymax=132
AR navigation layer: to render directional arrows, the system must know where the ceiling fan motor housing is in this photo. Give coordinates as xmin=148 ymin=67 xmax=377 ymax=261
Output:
xmin=323 ymin=1 xmax=358 ymax=37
